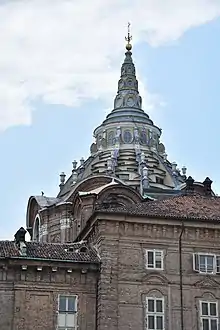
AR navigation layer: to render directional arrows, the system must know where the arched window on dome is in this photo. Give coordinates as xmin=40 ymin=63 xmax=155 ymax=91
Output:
xmin=108 ymin=131 xmax=115 ymax=146
xmin=123 ymin=130 xmax=133 ymax=144
xmin=33 ymin=215 xmax=41 ymax=242
xmin=140 ymin=131 xmax=148 ymax=145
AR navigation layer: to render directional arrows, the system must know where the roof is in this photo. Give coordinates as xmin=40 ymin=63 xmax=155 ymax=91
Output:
xmin=78 ymin=179 xmax=118 ymax=196
xmin=0 ymin=241 xmax=100 ymax=264
xmin=98 ymin=194 xmax=220 ymax=222
xmin=34 ymin=196 xmax=61 ymax=208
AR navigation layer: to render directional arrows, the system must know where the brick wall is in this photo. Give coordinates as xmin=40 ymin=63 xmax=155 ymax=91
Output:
xmin=0 ymin=262 xmax=98 ymax=330
xmin=87 ymin=217 xmax=220 ymax=330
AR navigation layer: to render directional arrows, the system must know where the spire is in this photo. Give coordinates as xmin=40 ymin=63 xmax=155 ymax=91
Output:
xmin=125 ymin=22 xmax=132 ymax=51
xmin=101 ymin=23 xmax=153 ymax=125
xmin=113 ymin=23 xmax=142 ymax=111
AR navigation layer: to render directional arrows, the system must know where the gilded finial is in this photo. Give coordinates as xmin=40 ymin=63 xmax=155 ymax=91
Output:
xmin=125 ymin=22 xmax=132 ymax=51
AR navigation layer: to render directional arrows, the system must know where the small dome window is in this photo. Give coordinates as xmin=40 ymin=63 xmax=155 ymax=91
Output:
xmin=108 ymin=131 xmax=114 ymax=146
xmin=123 ymin=130 xmax=133 ymax=144
xmin=140 ymin=131 xmax=148 ymax=145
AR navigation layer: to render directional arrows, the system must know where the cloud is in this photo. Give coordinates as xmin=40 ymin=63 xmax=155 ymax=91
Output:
xmin=0 ymin=0 xmax=220 ymax=131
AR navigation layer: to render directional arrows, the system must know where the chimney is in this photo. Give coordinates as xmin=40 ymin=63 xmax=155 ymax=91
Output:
xmin=185 ymin=176 xmax=194 ymax=194
xmin=203 ymin=177 xmax=213 ymax=196
xmin=14 ymin=227 xmax=27 ymax=256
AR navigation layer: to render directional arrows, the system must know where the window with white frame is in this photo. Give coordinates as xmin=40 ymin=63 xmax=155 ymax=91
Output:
xmin=146 ymin=250 xmax=164 ymax=270
xmin=146 ymin=297 xmax=164 ymax=330
xmin=200 ymin=301 xmax=218 ymax=330
xmin=58 ymin=295 xmax=77 ymax=330
xmin=193 ymin=253 xmax=220 ymax=274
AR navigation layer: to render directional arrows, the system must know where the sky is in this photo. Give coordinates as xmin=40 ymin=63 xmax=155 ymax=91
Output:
xmin=0 ymin=0 xmax=220 ymax=239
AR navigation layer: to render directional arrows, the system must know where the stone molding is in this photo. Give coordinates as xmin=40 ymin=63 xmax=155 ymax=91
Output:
xmin=60 ymin=218 xmax=70 ymax=230
xmin=39 ymin=224 xmax=48 ymax=238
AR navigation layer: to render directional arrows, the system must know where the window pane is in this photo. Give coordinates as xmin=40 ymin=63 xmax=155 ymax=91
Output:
xmin=66 ymin=313 xmax=76 ymax=327
xmin=148 ymin=299 xmax=155 ymax=312
xmin=207 ymin=256 xmax=214 ymax=273
xmin=202 ymin=318 xmax=209 ymax=330
xmin=211 ymin=319 xmax=217 ymax=330
xmin=156 ymin=316 xmax=163 ymax=330
xmin=216 ymin=256 xmax=220 ymax=272
xmin=148 ymin=315 xmax=155 ymax=329
xmin=200 ymin=256 xmax=206 ymax=272
xmin=68 ymin=297 xmax=76 ymax=312
xmin=156 ymin=300 xmax=163 ymax=313
xmin=148 ymin=252 xmax=154 ymax=267
xmin=58 ymin=313 xmax=66 ymax=327
xmin=155 ymin=260 xmax=162 ymax=269
xmin=59 ymin=296 xmax=67 ymax=312
xmin=202 ymin=303 xmax=209 ymax=316
xmin=155 ymin=251 xmax=162 ymax=258
xmin=210 ymin=303 xmax=217 ymax=316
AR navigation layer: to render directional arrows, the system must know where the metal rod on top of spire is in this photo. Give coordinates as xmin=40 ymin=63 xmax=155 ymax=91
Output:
xmin=125 ymin=22 xmax=132 ymax=51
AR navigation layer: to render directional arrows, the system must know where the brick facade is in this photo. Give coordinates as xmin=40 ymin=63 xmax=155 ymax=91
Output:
xmin=0 ymin=259 xmax=98 ymax=330
xmin=84 ymin=213 xmax=220 ymax=330
xmin=2 ymin=190 xmax=220 ymax=329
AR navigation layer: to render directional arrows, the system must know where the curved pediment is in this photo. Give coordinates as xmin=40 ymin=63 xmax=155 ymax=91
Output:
xmin=65 ymin=175 xmax=125 ymax=202
xmin=193 ymin=276 xmax=220 ymax=288
xmin=142 ymin=272 xmax=170 ymax=285
xmin=97 ymin=183 xmax=143 ymax=207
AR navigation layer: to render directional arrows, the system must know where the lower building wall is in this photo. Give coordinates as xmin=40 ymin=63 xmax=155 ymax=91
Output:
xmin=0 ymin=286 xmax=14 ymax=330
xmin=88 ymin=219 xmax=220 ymax=330
xmin=0 ymin=265 xmax=98 ymax=330
xmin=117 ymin=281 xmax=220 ymax=330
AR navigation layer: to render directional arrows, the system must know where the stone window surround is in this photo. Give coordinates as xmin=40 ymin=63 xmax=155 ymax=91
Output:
xmin=145 ymin=249 xmax=164 ymax=270
xmin=60 ymin=218 xmax=71 ymax=230
xmin=199 ymin=300 xmax=218 ymax=330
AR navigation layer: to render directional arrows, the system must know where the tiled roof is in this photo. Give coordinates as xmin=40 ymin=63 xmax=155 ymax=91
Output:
xmin=0 ymin=241 xmax=100 ymax=263
xmin=98 ymin=194 xmax=220 ymax=221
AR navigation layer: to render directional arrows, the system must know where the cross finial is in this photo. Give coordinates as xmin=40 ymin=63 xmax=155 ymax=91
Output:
xmin=125 ymin=22 xmax=132 ymax=51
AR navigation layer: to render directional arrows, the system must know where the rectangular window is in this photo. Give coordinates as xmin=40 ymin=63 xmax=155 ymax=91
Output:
xmin=156 ymin=177 xmax=164 ymax=185
xmin=58 ymin=295 xmax=77 ymax=330
xmin=200 ymin=301 xmax=218 ymax=330
xmin=146 ymin=297 xmax=164 ymax=330
xmin=118 ymin=174 xmax=130 ymax=181
xmin=193 ymin=254 xmax=220 ymax=274
xmin=146 ymin=250 xmax=164 ymax=270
